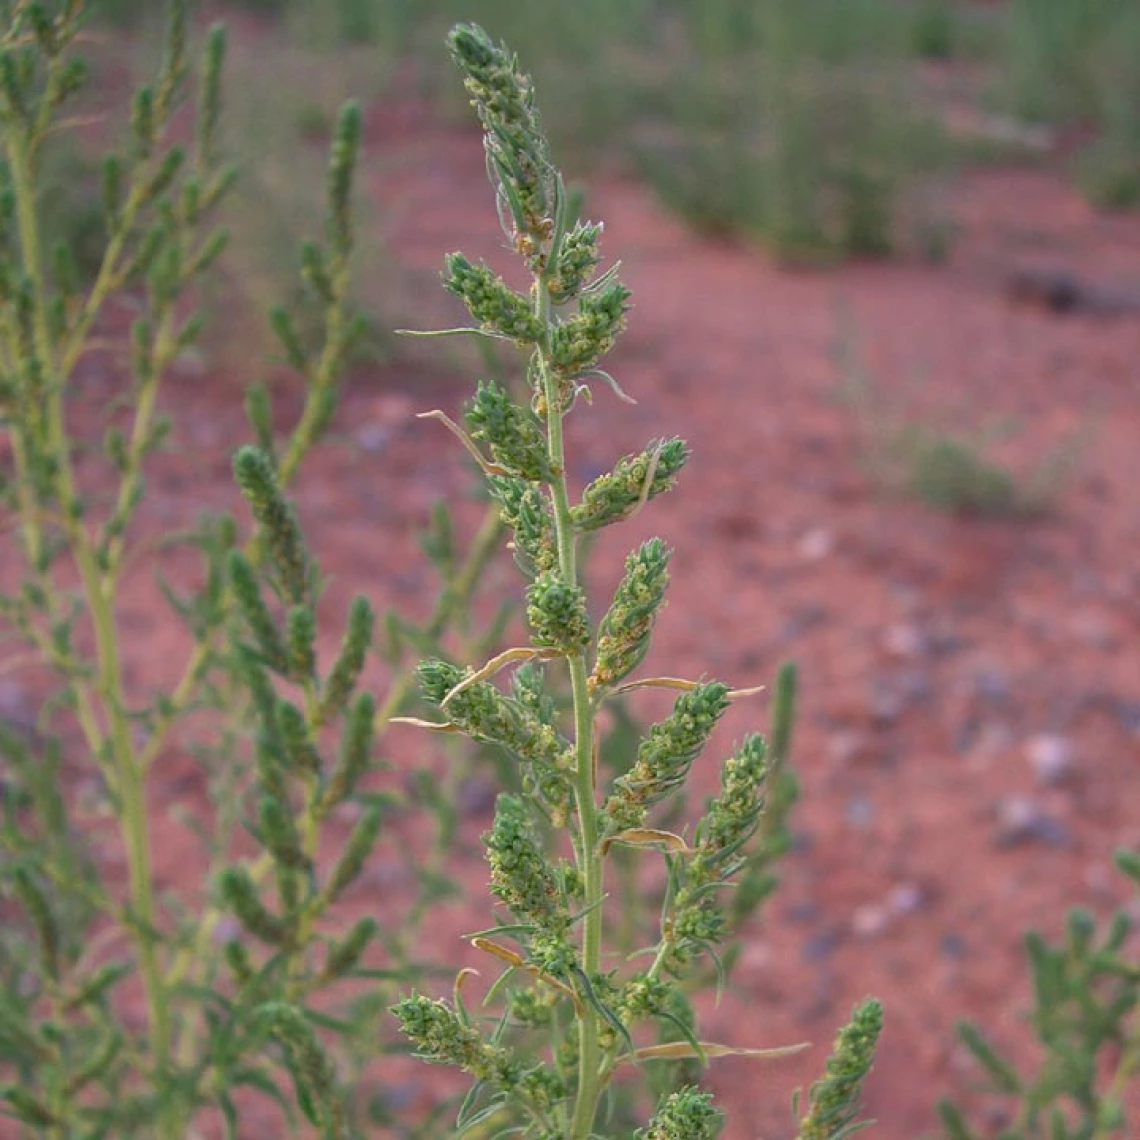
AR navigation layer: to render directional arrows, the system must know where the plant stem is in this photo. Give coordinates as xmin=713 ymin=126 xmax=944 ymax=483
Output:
xmin=7 ymin=115 xmax=175 ymax=1137
xmin=533 ymin=280 xmax=605 ymax=1138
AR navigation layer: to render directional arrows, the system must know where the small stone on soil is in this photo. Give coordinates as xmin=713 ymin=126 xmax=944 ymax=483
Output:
xmin=1025 ymin=733 xmax=1074 ymax=786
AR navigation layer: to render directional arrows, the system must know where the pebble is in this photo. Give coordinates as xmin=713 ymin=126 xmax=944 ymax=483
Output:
xmin=845 ymin=795 xmax=876 ymax=829
xmin=798 ymin=527 xmax=834 ymax=561
xmin=940 ymin=931 xmax=968 ymax=959
xmin=802 ymin=929 xmax=841 ymax=962
xmin=994 ymin=795 xmax=1071 ymax=848
xmin=887 ymin=882 xmax=925 ymax=915
xmin=972 ymin=668 xmax=1011 ymax=706
xmin=1025 ymin=733 xmax=1074 ymax=786
xmin=355 ymin=423 xmax=392 ymax=453
xmin=882 ymin=623 xmax=926 ymax=659
xmin=827 ymin=729 xmax=869 ymax=766
xmin=851 ymin=903 xmax=889 ymax=938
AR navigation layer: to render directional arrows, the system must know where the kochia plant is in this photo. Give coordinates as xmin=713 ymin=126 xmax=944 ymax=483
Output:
xmin=390 ymin=25 xmax=882 ymax=1139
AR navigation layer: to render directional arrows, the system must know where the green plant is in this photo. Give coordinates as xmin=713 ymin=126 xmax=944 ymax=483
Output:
xmin=388 ymin=23 xmax=882 ymax=1138
xmin=837 ymin=330 xmax=1085 ymax=519
xmin=0 ymin=2 xmax=511 ymax=1135
xmin=912 ymin=0 xmax=954 ymax=61
xmin=939 ymin=850 xmax=1140 ymax=1140
xmin=634 ymin=0 xmax=944 ymax=262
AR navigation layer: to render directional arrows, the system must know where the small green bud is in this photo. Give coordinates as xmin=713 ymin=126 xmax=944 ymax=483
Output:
xmin=218 ymin=866 xmax=288 ymax=946
xmin=259 ymin=795 xmax=310 ymax=873
xmin=301 ymin=241 xmax=334 ymax=302
xmin=277 ymin=699 xmax=321 ymax=776
xmin=317 ymin=595 xmax=374 ymax=725
xmin=484 ymin=794 xmax=566 ymax=931
xmin=572 ymin=438 xmax=690 ymax=532
xmin=795 ymin=999 xmax=882 ymax=1140
xmin=270 ymin=305 xmax=309 ymax=374
xmin=525 ymin=571 xmax=591 ymax=654
xmin=327 ymin=100 xmax=361 ymax=258
xmin=488 ymin=475 xmax=557 ymax=575
xmin=593 ymin=538 xmax=671 ymax=690
xmin=286 ymin=605 xmax=317 ymax=681
xmin=605 ymin=682 xmax=731 ymax=832
xmin=65 ymin=962 xmax=131 ymax=1011
xmin=223 ymin=939 xmax=253 ymax=986
xmin=104 ymin=426 xmax=128 ymax=472
xmin=197 ymin=24 xmax=226 ymax=172
xmin=232 ymin=445 xmax=310 ymax=604
xmin=393 ymin=994 xmax=520 ymax=1088
xmin=639 ymin=1087 xmax=722 ymax=1140
xmin=256 ymin=1003 xmax=344 ymax=1133
xmin=324 ymin=805 xmax=381 ymax=902
xmin=444 ymin=253 xmax=544 ymax=344
xmin=321 ymin=690 xmax=375 ymax=810
xmin=2 ymin=1086 xmax=56 ymax=1128
xmin=618 ymin=973 xmax=672 ymax=1024
xmin=187 ymin=227 xmax=229 ymax=276
xmin=465 ymin=380 xmax=552 ymax=481
xmin=131 ymin=84 xmax=156 ymax=156
xmin=244 ymin=382 xmax=275 ymax=457
xmin=155 ymin=0 xmax=188 ymax=121
xmin=690 ymin=734 xmax=769 ymax=885
xmin=324 ymin=916 xmax=378 ymax=979
xmin=549 ymin=220 xmax=603 ymax=304
xmin=142 ymin=145 xmax=185 ymax=206
xmin=549 ymin=279 xmax=630 ymax=376
xmin=229 ymin=550 xmax=288 ymax=673
xmin=13 ymin=865 xmax=59 ymax=980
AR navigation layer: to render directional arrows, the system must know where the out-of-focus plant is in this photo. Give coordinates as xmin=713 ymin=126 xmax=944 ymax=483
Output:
xmin=940 ymin=850 xmax=1140 ymax=1140
xmin=0 ymin=2 xmax=510 ymax=1135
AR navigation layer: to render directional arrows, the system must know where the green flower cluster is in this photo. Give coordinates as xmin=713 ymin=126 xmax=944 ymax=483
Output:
xmin=638 ymin=1087 xmax=722 ymax=1140
xmin=592 ymin=538 xmax=672 ymax=691
xmin=526 ymin=571 xmax=591 ymax=654
xmin=488 ymin=475 xmax=558 ymax=575
xmin=571 ymin=438 xmax=690 ymax=532
xmin=418 ymin=660 xmax=573 ymax=818
xmin=393 ymin=995 xmax=520 ymax=1087
xmin=466 ymin=379 xmax=553 ymax=481
xmin=794 ymin=999 xmax=883 ymax=1140
xmin=444 ymin=252 xmax=544 ymax=343
xmin=485 ymin=793 xmax=568 ymax=932
xmin=547 ymin=220 xmax=602 ymax=304
xmin=447 ymin=23 xmax=555 ymax=261
xmin=232 ymin=446 xmax=309 ymax=603
xmin=549 ymin=281 xmax=631 ymax=377
xmin=604 ymin=682 xmax=731 ymax=832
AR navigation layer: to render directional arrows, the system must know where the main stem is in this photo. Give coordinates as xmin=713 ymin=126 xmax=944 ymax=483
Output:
xmin=534 ymin=283 xmax=605 ymax=1138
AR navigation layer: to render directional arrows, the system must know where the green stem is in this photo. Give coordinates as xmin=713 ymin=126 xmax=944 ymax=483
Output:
xmin=533 ymin=283 xmax=605 ymax=1139
xmin=8 ymin=114 xmax=175 ymax=1137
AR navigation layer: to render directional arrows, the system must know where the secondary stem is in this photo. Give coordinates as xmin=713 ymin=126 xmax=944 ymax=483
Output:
xmin=8 ymin=113 xmax=175 ymax=1136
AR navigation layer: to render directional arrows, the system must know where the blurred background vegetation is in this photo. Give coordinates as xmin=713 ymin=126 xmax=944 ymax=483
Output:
xmin=63 ymin=0 xmax=1140 ymax=356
